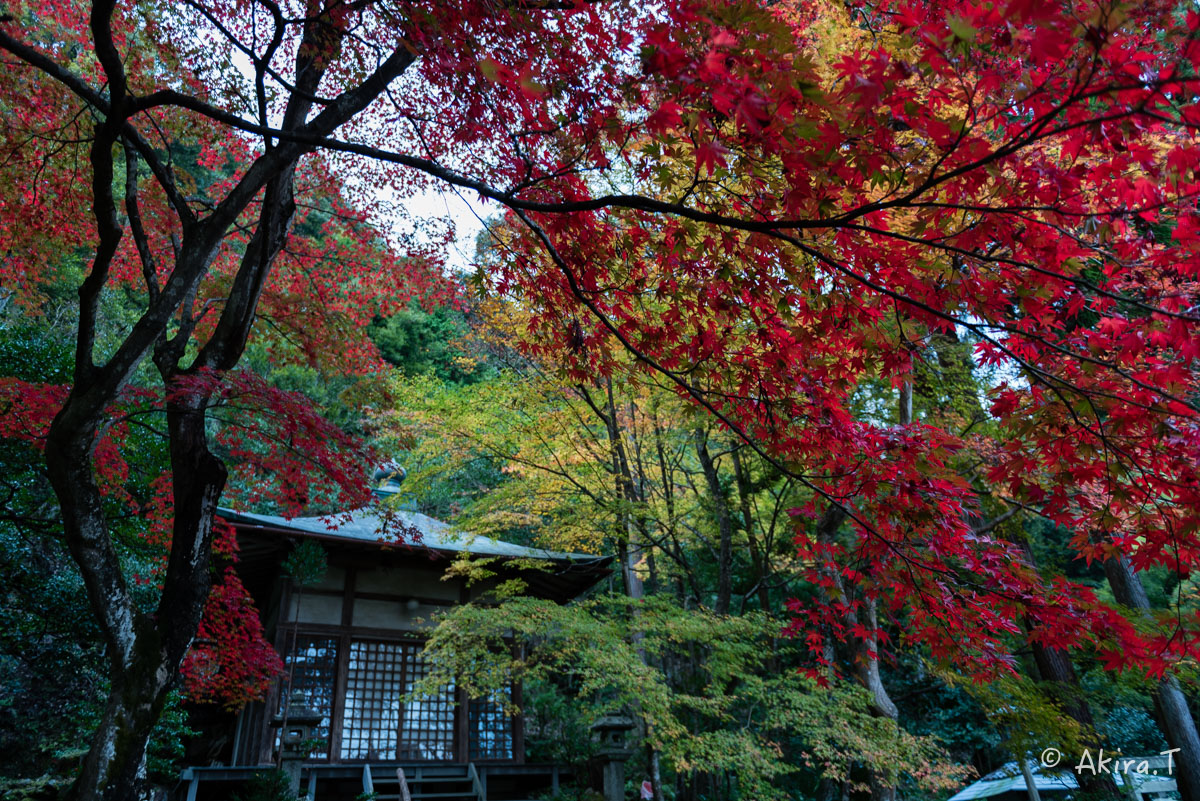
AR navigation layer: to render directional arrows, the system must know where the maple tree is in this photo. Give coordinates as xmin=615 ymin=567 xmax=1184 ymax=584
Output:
xmin=2 ymin=0 xmax=1200 ymax=798
xmin=0 ymin=0 xmax=446 ymax=795
xmin=485 ymin=2 xmax=1200 ymax=798
xmin=463 ymin=0 xmax=1200 ymax=795
xmin=384 ymin=274 xmax=1182 ymax=800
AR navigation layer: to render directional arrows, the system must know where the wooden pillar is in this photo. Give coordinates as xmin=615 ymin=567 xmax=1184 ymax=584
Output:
xmin=455 ymin=685 xmax=470 ymax=763
xmin=512 ymin=680 xmax=525 ymax=764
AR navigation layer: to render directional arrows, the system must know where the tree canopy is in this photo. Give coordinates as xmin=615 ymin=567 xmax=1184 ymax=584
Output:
xmin=0 ymin=0 xmax=1199 ymax=799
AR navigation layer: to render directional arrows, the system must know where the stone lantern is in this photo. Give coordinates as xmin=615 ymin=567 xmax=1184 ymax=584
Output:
xmin=271 ymin=693 xmax=324 ymax=796
xmin=591 ymin=714 xmax=636 ymax=801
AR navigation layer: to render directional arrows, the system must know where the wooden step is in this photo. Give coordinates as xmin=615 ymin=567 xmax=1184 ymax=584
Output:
xmin=371 ymin=773 xmax=471 ymax=781
xmin=362 ymin=763 xmax=482 ymax=801
xmin=370 ymin=779 xmax=471 ymax=788
xmin=371 ymin=795 xmax=475 ymax=801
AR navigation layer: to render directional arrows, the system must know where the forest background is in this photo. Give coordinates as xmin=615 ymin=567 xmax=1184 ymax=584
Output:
xmin=3 ymin=234 xmax=1195 ymax=801
xmin=0 ymin=0 xmax=1199 ymax=800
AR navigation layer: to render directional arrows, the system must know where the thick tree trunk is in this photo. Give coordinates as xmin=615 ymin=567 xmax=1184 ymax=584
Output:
xmin=77 ymin=657 xmax=170 ymax=800
xmin=59 ymin=388 xmax=229 ymax=801
xmin=1010 ymin=540 xmax=1118 ymax=800
xmin=58 ymin=161 xmax=292 ymax=798
xmin=4 ymin=3 xmax=418 ymax=792
xmin=1028 ymin=642 xmax=1120 ymax=799
xmin=1155 ymin=681 xmax=1200 ymax=801
xmin=45 ymin=77 xmax=302 ymax=801
xmin=863 ymin=594 xmax=899 ymax=801
xmin=859 ymin=597 xmax=899 ymax=719
xmin=1105 ymin=554 xmax=1200 ymax=801
xmin=54 ymin=145 xmax=299 ymax=800
xmin=44 ymin=395 xmax=147 ymax=801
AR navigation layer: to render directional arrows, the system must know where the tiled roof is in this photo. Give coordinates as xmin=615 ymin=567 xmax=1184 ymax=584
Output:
xmin=949 ymin=757 xmax=1174 ymax=801
xmin=218 ymin=505 xmax=603 ymax=563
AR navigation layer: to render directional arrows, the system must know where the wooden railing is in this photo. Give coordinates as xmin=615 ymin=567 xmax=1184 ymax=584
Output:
xmin=467 ymin=762 xmax=485 ymax=801
xmin=396 ymin=765 xmax=413 ymax=801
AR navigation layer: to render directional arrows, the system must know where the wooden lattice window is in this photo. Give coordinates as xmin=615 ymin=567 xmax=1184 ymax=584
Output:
xmin=468 ymin=689 xmax=514 ymax=761
xmin=274 ymin=631 xmax=463 ymax=762
xmin=278 ymin=635 xmax=338 ymax=760
xmin=396 ymin=645 xmax=456 ymax=760
xmin=340 ymin=641 xmax=406 ymax=760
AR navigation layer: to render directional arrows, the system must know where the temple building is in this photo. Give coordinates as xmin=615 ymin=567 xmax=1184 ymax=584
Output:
xmin=179 ymin=482 xmax=610 ymax=801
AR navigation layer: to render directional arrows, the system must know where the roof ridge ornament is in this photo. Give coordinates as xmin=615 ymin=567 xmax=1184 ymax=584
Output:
xmin=372 ymin=460 xmax=406 ymax=497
